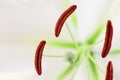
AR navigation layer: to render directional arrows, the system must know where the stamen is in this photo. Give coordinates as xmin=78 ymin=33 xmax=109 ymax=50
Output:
xmin=34 ymin=40 xmax=46 ymax=75
xmin=105 ymin=61 xmax=113 ymax=80
xmin=101 ymin=20 xmax=113 ymax=58
xmin=55 ymin=5 xmax=77 ymax=37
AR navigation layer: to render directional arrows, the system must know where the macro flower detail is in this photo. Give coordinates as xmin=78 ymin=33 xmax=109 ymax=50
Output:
xmin=34 ymin=2 xmax=119 ymax=79
xmin=34 ymin=40 xmax=46 ymax=75
xmin=55 ymin=5 xmax=77 ymax=37
xmin=101 ymin=20 xmax=113 ymax=58
xmin=105 ymin=61 xmax=113 ymax=80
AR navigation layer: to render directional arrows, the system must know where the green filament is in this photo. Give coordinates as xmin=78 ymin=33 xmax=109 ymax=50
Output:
xmin=65 ymin=23 xmax=79 ymax=49
xmin=43 ymin=55 xmax=64 ymax=58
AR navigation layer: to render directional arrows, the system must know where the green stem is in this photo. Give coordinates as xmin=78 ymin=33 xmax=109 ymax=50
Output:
xmin=65 ymin=23 xmax=79 ymax=49
xmin=86 ymin=55 xmax=91 ymax=80
xmin=47 ymin=40 xmax=82 ymax=49
xmin=74 ymin=47 xmax=86 ymax=66
xmin=110 ymin=49 xmax=120 ymax=54
xmin=86 ymin=22 xmax=105 ymax=45
xmin=88 ymin=53 xmax=105 ymax=75
xmin=71 ymin=68 xmax=78 ymax=80
xmin=43 ymin=55 xmax=64 ymax=58
xmin=87 ymin=52 xmax=100 ymax=80
xmin=57 ymin=65 xmax=74 ymax=80
xmin=87 ymin=39 xmax=104 ymax=49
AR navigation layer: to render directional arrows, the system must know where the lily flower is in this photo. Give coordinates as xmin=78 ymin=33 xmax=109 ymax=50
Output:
xmin=34 ymin=0 xmax=120 ymax=80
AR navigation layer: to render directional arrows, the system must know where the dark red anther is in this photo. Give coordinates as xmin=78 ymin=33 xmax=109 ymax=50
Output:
xmin=55 ymin=5 xmax=77 ymax=37
xmin=105 ymin=61 xmax=113 ymax=80
xmin=34 ymin=40 xmax=46 ymax=75
xmin=101 ymin=20 xmax=113 ymax=58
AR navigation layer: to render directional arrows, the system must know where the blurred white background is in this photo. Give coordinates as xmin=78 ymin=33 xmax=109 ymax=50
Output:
xmin=0 ymin=0 xmax=120 ymax=80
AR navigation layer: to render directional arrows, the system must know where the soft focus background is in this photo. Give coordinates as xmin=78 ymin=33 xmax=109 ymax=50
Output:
xmin=0 ymin=0 xmax=120 ymax=80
